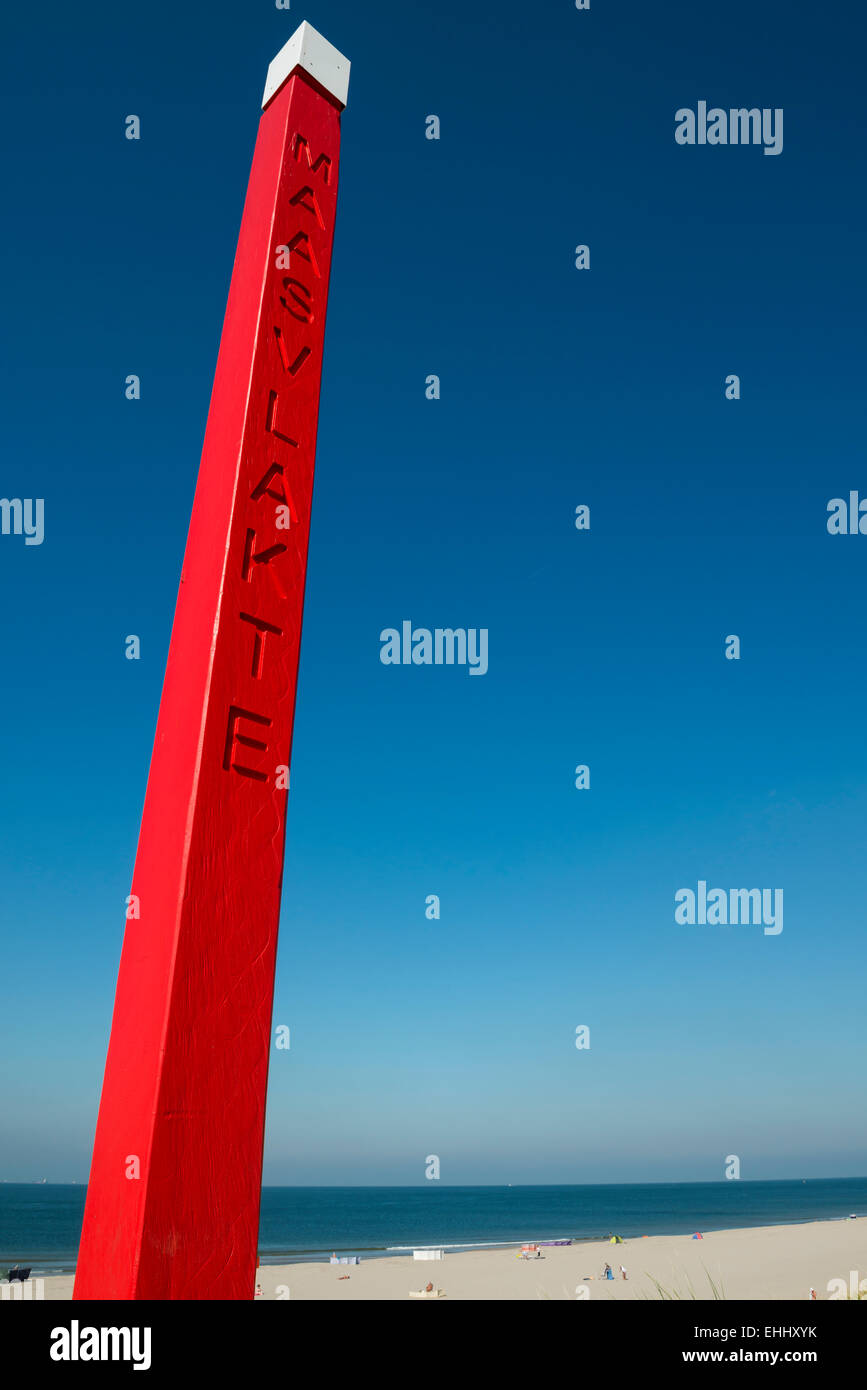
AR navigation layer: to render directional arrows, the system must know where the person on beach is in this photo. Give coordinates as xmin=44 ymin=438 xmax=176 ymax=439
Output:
xmin=620 ymin=1265 xmax=627 ymax=1280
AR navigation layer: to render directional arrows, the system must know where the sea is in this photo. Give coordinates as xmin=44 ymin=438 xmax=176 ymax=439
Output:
xmin=1 ymin=1178 xmax=865 ymax=1276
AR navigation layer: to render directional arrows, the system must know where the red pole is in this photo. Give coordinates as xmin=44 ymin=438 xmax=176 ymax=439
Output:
xmin=74 ymin=22 xmax=349 ymax=1300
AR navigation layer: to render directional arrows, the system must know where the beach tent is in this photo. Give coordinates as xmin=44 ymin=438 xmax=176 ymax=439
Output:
xmin=609 ymin=1235 xmax=623 ymax=1244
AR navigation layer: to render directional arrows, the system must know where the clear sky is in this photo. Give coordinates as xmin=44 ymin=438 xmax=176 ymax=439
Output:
xmin=1 ymin=0 xmax=865 ymax=1186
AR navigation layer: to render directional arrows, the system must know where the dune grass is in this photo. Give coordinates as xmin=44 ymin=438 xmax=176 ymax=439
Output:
xmin=641 ymin=1267 xmax=726 ymax=1300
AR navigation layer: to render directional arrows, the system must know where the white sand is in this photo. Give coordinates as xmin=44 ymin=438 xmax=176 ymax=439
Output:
xmin=33 ymin=1218 xmax=866 ymax=1300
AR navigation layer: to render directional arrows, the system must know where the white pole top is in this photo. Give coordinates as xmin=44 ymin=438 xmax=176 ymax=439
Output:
xmin=262 ymin=21 xmax=350 ymax=111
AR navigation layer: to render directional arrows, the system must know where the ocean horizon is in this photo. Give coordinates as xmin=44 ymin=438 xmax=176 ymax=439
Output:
xmin=2 ymin=1177 xmax=866 ymax=1276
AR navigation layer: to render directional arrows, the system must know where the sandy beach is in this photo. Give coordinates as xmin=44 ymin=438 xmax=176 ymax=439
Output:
xmin=34 ymin=1218 xmax=866 ymax=1301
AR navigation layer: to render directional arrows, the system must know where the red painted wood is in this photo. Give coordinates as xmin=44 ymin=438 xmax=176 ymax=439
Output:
xmin=73 ymin=70 xmax=343 ymax=1301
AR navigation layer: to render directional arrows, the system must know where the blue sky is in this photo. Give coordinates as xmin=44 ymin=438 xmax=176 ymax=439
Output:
xmin=1 ymin=0 xmax=865 ymax=1185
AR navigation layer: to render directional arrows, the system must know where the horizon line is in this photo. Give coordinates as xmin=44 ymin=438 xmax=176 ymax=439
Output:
xmin=4 ymin=1174 xmax=866 ymax=1190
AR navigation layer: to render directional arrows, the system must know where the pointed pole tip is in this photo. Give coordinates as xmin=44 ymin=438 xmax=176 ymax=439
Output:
xmin=262 ymin=20 xmax=350 ymax=111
